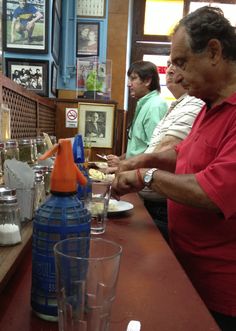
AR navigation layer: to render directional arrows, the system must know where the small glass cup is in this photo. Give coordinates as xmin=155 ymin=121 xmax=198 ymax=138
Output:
xmin=54 ymin=237 xmax=122 ymax=331
xmin=84 ymin=180 xmax=111 ymax=235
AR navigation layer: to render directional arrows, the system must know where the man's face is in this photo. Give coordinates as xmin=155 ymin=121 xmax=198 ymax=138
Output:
xmin=171 ymin=26 xmax=213 ymax=101
xmin=92 ymin=113 xmax=99 ymax=122
xmin=81 ymin=28 xmax=89 ymax=40
xmin=19 ymin=0 xmax=26 ymax=8
xmin=165 ymin=59 xmax=176 ymax=89
xmin=127 ymin=72 xmax=149 ymax=99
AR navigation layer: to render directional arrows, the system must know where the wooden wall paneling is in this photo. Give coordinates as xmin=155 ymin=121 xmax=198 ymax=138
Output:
xmin=0 ymin=74 xmax=56 ymax=139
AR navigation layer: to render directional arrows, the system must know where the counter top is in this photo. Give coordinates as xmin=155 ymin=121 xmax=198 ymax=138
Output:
xmin=0 ymin=193 xmax=220 ymax=331
xmin=0 ymin=221 xmax=32 ymax=293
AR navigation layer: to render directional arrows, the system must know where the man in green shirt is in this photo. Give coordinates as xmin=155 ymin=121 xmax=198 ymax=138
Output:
xmin=107 ymin=61 xmax=168 ymax=166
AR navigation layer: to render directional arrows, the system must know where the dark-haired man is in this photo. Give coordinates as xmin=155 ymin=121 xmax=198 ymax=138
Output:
xmin=107 ymin=60 xmax=168 ymax=165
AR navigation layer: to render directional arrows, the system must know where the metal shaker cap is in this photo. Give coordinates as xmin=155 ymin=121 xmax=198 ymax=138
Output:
xmin=0 ymin=186 xmax=16 ymax=196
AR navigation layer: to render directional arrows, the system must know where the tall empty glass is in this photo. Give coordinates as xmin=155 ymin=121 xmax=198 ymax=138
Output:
xmin=54 ymin=237 xmax=122 ymax=331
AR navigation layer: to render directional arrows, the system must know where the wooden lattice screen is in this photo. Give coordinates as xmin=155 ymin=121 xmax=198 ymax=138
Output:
xmin=0 ymin=74 xmax=56 ymax=139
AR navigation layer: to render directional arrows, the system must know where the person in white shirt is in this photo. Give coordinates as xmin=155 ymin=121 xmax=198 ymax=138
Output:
xmin=135 ymin=59 xmax=205 ymax=242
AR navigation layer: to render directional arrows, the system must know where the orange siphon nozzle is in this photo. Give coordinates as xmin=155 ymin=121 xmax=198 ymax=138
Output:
xmin=39 ymin=138 xmax=87 ymax=193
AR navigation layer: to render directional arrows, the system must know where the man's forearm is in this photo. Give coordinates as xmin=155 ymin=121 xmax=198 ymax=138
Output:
xmin=149 ymin=170 xmax=220 ymax=212
xmin=118 ymin=148 xmax=177 ymax=173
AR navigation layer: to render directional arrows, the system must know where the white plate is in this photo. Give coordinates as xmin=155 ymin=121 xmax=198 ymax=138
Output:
xmin=108 ymin=199 xmax=134 ymax=214
xmin=94 ymin=162 xmax=108 ymax=169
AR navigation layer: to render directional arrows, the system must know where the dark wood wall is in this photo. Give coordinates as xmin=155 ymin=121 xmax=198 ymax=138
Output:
xmin=0 ymin=74 xmax=56 ymax=139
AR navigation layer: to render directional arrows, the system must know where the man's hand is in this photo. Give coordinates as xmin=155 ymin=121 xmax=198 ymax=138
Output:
xmin=107 ymin=155 xmax=120 ymax=167
xmin=111 ymin=169 xmax=146 ymax=199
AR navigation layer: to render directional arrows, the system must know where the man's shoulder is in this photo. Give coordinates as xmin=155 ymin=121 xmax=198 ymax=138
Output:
xmin=145 ymin=91 xmax=168 ymax=108
xmin=179 ymin=95 xmax=205 ymax=107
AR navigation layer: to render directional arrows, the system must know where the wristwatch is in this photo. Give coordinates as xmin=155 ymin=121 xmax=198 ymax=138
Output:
xmin=143 ymin=168 xmax=158 ymax=187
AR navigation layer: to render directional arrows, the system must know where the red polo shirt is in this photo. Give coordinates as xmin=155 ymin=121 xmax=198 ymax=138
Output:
xmin=169 ymin=92 xmax=236 ymax=315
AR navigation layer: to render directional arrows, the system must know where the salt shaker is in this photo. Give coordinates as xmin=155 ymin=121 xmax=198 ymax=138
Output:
xmin=34 ymin=172 xmax=46 ymax=211
xmin=0 ymin=195 xmax=21 ymax=246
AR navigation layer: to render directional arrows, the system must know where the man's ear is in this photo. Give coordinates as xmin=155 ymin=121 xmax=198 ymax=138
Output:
xmin=207 ymin=39 xmax=222 ymax=65
xmin=144 ymin=77 xmax=152 ymax=88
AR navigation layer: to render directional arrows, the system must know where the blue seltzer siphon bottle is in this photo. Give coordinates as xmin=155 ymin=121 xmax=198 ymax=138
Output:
xmin=31 ymin=139 xmax=91 ymax=321
xmin=72 ymin=134 xmax=92 ymax=201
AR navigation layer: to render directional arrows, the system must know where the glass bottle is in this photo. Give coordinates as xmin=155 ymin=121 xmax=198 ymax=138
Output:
xmin=0 ymin=103 xmax=11 ymax=141
xmin=4 ymin=140 xmax=19 ymax=160
xmin=18 ymin=138 xmax=34 ymax=164
xmin=0 ymin=195 xmax=21 ymax=246
xmin=0 ymin=142 xmax=5 ymax=184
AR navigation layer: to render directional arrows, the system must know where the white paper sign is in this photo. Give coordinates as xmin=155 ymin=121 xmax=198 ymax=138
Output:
xmin=66 ymin=108 xmax=78 ymax=128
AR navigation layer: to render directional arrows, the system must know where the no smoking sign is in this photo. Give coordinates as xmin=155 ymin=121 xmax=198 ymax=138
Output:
xmin=66 ymin=108 xmax=78 ymax=128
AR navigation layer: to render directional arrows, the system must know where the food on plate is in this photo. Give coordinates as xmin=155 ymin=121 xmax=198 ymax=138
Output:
xmin=89 ymin=168 xmax=115 ymax=182
xmin=108 ymin=202 xmax=119 ymax=212
xmin=89 ymin=168 xmax=106 ymax=181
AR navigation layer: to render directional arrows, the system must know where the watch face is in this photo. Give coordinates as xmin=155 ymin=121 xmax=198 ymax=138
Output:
xmin=144 ymin=173 xmax=152 ymax=185
xmin=143 ymin=168 xmax=158 ymax=186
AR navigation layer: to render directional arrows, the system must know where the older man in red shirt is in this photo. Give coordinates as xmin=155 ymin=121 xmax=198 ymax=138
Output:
xmin=111 ymin=6 xmax=236 ymax=331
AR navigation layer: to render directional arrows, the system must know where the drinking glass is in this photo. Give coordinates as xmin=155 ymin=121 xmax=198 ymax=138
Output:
xmin=54 ymin=237 xmax=122 ymax=331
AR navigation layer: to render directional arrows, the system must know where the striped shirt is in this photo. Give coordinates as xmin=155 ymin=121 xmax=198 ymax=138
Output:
xmin=145 ymin=94 xmax=205 ymax=153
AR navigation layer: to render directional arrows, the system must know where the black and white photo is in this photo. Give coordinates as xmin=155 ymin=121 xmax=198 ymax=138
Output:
xmin=76 ymin=22 xmax=99 ymax=57
xmin=79 ymin=102 xmax=115 ymax=148
xmin=6 ymin=58 xmax=49 ymax=96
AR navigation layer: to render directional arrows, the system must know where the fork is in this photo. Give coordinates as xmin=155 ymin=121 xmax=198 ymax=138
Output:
xmin=96 ymin=153 xmax=108 ymax=160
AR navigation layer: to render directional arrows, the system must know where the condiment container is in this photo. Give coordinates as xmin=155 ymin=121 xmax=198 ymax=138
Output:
xmin=32 ymin=165 xmax=50 ymax=195
xmin=0 ymin=185 xmax=16 ymax=196
xmin=4 ymin=140 xmax=19 ymax=160
xmin=18 ymin=138 xmax=35 ymax=164
xmin=0 ymin=195 xmax=21 ymax=246
xmin=34 ymin=172 xmax=46 ymax=210
xmin=35 ymin=136 xmax=47 ymax=155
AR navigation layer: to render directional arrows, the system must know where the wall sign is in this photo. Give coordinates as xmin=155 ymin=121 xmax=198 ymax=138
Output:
xmin=77 ymin=0 xmax=106 ymax=18
xmin=66 ymin=108 xmax=78 ymax=128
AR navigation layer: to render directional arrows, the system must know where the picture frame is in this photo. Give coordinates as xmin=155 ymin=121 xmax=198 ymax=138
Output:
xmin=53 ymin=0 xmax=62 ymax=20
xmin=76 ymin=22 xmax=99 ymax=57
xmin=77 ymin=0 xmax=106 ymax=18
xmin=78 ymin=102 xmax=115 ymax=148
xmin=5 ymin=58 xmax=49 ymax=96
xmin=51 ymin=5 xmax=61 ymax=64
xmin=3 ymin=0 xmax=49 ymax=53
xmin=51 ymin=62 xmax=58 ymax=96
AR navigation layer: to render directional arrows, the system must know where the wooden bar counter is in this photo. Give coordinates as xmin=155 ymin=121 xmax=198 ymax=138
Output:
xmin=0 ymin=193 xmax=220 ymax=331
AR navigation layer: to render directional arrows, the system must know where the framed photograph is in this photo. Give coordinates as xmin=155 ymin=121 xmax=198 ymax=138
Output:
xmin=5 ymin=58 xmax=49 ymax=96
xmin=78 ymin=102 xmax=115 ymax=148
xmin=3 ymin=0 xmax=49 ymax=53
xmin=76 ymin=22 xmax=99 ymax=57
xmin=77 ymin=0 xmax=106 ymax=18
xmin=51 ymin=62 xmax=58 ymax=96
